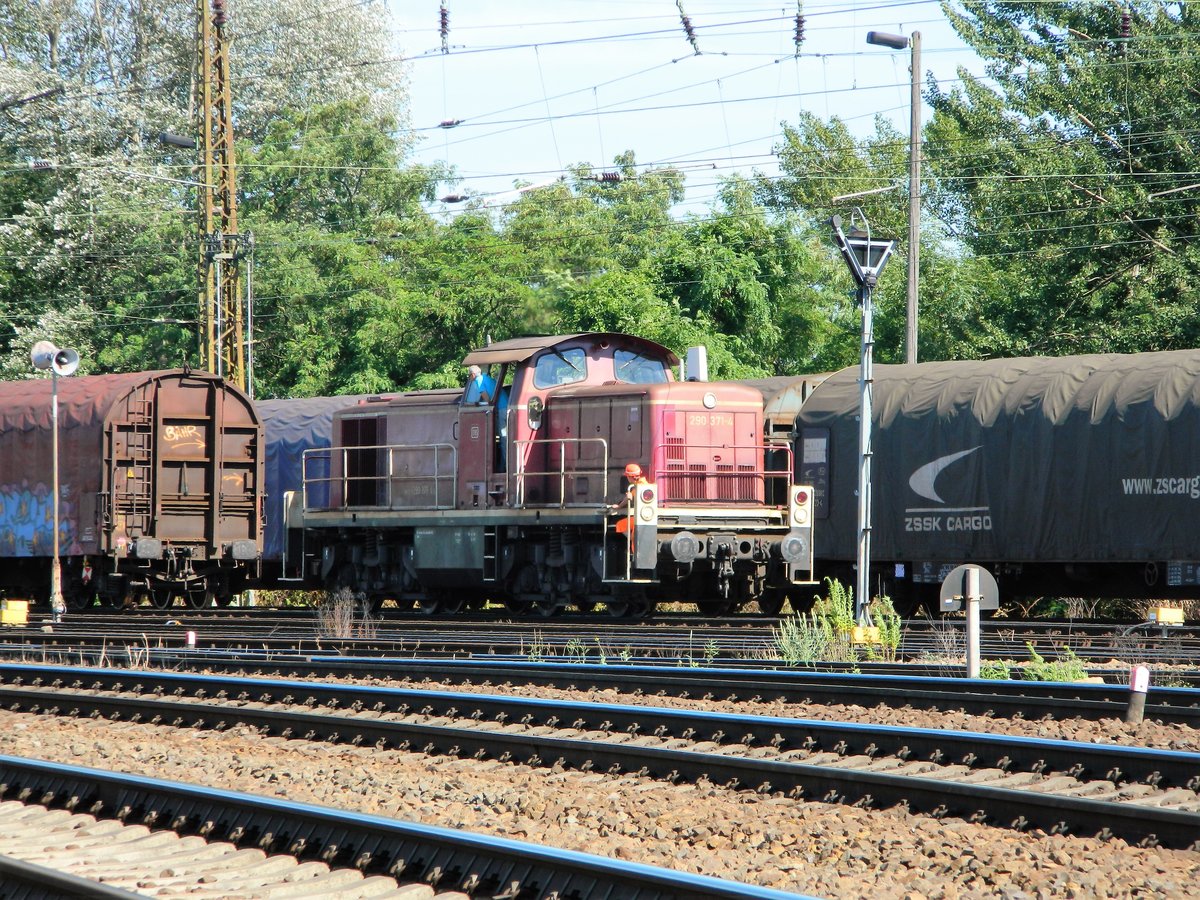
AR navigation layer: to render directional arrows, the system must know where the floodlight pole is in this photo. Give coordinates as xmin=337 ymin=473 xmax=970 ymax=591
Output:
xmin=867 ymin=29 xmax=921 ymax=364
xmin=50 ymin=367 xmax=63 ymax=621
xmin=829 ymin=213 xmax=897 ymax=626
xmin=31 ymin=341 xmax=80 ymax=623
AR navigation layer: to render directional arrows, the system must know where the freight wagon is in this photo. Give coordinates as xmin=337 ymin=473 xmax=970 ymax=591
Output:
xmin=0 ymin=370 xmax=262 ymax=609
xmin=796 ymin=350 xmax=1200 ymax=609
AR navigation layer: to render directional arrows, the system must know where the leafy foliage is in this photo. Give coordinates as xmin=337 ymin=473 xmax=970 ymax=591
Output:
xmin=1022 ymin=642 xmax=1089 ymax=683
xmin=928 ymin=1 xmax=1200 ymax=354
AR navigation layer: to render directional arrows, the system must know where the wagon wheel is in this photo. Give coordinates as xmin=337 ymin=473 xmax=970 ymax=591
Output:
xmin=504 ymin=597 xmax=533 ymax=615
xmin=534 ymin=594 xmax=562 ymax=618
xmin=438 ymin=593 xmax=466 ymax=615
xmin=64 ymin=581 xmax=97 ymax=612
xmin=149 ymin=587 xmax=175 ymax=610
xmin=414 ymin=593 xmax=441 ymax=615
xmin=186 ymin=587 xmax=213 ymax=609
xmin=363 ymin=595 xmax=387 ymax=615
xmin=416 ymin=587 xmax=468 ymax=615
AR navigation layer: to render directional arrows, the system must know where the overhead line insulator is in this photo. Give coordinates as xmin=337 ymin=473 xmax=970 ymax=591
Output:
xmin=676 ymin=0 xmax=701 ymax=56
xmin=440 ymin=2 xmax=450 ymax=55
xmin=794 ymin=4 xmax=806 ymax=55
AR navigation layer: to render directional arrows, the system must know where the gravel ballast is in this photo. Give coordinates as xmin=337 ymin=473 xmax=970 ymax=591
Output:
xmin=1 ymin=704 xmax=1198 ymax=899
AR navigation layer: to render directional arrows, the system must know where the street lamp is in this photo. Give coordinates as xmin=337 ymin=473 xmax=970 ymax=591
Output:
xmin=30 ymin=341 xmax=80 ymax=623
xmin=829 ymin=212 xmax=898 ymax=626
xmin=867 ymin=29 xmax=921 ymax=365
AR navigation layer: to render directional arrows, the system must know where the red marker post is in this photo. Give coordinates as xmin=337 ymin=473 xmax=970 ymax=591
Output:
xmin=1126 ymin=665 xmax=1150 ymax=724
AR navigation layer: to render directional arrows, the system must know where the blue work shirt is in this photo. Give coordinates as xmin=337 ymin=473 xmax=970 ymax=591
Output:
xmin=464 ymin=371 xmax=496 ymax=404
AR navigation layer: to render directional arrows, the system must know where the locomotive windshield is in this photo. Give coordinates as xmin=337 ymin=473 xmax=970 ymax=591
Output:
xmin=533 ymin=347 xmax=587 ymax=389
xmin=614 ymin=349 xmax=668 ymax=384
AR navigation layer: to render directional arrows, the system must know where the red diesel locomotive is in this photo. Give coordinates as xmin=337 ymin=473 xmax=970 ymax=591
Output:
xmin=282 ymin=332 xmax=815 ymax=616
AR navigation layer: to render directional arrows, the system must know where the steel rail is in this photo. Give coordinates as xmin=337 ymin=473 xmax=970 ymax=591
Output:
xmin=6 ymin=655 xmax=1200 ymax=722
xmin=0 ymin=853 xmax=141 ymax=899
xmin=0 ymin=755 xmax=808 ymax=900
xmin=12 ymin=610 xmax=1200 ymax=666
xmin=5 ymin=667 xmax=1200 ymax=848
xmin=7 ymin=665 xmax=1199 ymax=789
xmin=131 ymin=655 xmax=1200 ymax=724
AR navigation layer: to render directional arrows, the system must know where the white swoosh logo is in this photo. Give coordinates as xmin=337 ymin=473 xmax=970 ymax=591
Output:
xmin=909 ymin=447 xmax=981 ymax=503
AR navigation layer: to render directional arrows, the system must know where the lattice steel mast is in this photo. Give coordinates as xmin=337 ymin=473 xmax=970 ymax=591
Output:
xmin=196 ymin=0 xmax=248 ymax=390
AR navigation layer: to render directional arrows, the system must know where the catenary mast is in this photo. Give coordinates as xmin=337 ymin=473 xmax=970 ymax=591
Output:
xmin=196 ymin=0 xmax=249 ymax=390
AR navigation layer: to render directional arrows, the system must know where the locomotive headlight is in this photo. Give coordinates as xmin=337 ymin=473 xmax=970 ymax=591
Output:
xmin=703 ymin=392 xmax=717 ymax=409
xmin=780 ymin=533 xmax=809 ymax=563
xmin=639 ymin=505 xmax=654 ymax=522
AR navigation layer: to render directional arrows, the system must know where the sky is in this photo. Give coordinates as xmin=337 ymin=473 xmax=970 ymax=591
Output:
xmin=389 ymin=1 xmax=988 ymax=217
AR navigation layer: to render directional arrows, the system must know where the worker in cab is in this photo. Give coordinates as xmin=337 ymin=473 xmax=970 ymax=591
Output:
xmin=464 ymin=364 xmax=495 ymax=404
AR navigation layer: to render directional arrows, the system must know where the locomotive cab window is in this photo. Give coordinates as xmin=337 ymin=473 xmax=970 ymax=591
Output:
xmin=614 ymin=350 xmax=667 ymax=384
xmin=533 ymin=348 xmax=587 ymax=389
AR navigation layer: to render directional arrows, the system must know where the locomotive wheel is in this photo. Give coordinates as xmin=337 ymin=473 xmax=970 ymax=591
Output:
xmin=506 ymin=565 xmax=543 ymax=617
xmin=605 ymin=587 xmax=650 ymax=619
xmin=697 ymin=599 xmax=735 ymax=616
xmin=755 ymin=589 xmax=786 ymax=616
xmin=535 ymin=596 xmax=562 ymax=618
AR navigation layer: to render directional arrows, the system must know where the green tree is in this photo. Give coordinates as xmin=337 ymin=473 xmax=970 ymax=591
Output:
xmin=0 ymin=0 xmax=408 ymax=378
xmin=927 ymin=1 xmax=1200 ymax=354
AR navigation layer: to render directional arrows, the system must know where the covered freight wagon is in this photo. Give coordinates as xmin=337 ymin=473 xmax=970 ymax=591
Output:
xmin=796 ymin=350 xmax=1200 ymax=606
xmin=0 ymin=370 xmax=262 ymax=609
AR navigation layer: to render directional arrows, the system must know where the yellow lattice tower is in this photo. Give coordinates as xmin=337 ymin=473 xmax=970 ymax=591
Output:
xmin=196 ymin=0 xmax=246 ymax=390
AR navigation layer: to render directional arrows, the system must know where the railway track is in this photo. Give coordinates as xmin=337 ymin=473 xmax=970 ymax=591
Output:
xmin=3 ymin=665 xmax=1200 ymax=850
xmin=0 ymin=756 xmax=804 ymax=900
xmin=6 ymin=610 xmax=1200 ymax=672
xmin=3 ymin=653 xmax=1200 ymax=723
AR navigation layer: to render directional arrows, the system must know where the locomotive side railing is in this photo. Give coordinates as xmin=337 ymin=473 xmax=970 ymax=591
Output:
xmin=302 ymin=443 xmax=457 ymax=511
xmin=512 ymin=436 xmax=610 ymax=508
xmin=653 ymin=441 xmax=794 ymax=507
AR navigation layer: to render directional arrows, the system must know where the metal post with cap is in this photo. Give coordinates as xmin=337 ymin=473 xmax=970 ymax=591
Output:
xmin=828 ymin=211 xmax=897 ymax=625
xmin=30 ymin=341 xmax=80 ymax=622
xmin=866 ymin=29 xmax=921 ymax=365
